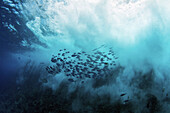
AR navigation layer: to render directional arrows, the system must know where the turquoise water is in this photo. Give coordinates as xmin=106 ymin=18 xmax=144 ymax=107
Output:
xmin=1 ymin=0 xmax=170 ymax=112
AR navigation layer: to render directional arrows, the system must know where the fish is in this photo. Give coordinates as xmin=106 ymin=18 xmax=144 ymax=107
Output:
xmin=124 ymin=100 xmax=129 ymax=103
xmin=76 ymin=56 xmax=80 ymax=59
xmin=115 ymin=57 xmax=118 ymax=59
xmin=47 ymin=46 xmax=118 ymax=80
xmin=86 ymin=59 xmax=90 ymax=62
xmin=66 ymin=74 xmax=69 ymax=76
xmin=103 ymin=55 xmax=107 ymax=57
xmin=60 ymin=59 xmax=64 ymax=62
xmin=51 ymin=58 xmax=57 ymax=63
xmin=104 ymin=62 xmax=109 ymax=65
xmin=72 ymin=55 xmax=77 ymax=57
xmin=108 ymin=58 xmax=112 ymax=60
xmin=93 ymin=48 xmax=97 ymax=51
xmin=96 ymin=55 xmax=100 ymax=59
xmin=57 ymin=63 xmax=61 ymax=67
xmin=68 ymin=78 xmax=74 ymax=82
xmin=97 ymin=52 xmax=102 ymax=55
xmin=120 ymin=93 xmax=126 ymax=96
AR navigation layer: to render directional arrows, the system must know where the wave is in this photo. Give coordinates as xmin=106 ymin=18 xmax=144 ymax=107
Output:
xmin=1 ymin=0 xmax=170 ymax=112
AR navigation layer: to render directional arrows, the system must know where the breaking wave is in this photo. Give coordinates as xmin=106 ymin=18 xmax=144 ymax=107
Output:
xmin=1 ymin=0 xmax=170 ymax=112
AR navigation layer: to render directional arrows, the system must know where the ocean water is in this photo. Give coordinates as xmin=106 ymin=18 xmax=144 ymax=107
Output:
xmin=1 ymin=0 xmax=170 ymax=112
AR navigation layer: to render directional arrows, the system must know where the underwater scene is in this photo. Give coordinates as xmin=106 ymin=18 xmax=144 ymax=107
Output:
xmin=0 ymin=0 xmax=170 ymax=112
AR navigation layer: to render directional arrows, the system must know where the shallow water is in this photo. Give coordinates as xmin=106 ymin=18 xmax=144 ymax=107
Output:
xmin=1 ymin=0 xmax=170 ymax=112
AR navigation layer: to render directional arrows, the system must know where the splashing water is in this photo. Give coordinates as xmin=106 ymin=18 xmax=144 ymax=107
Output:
xmin=16 ymin=0 xmax=170 ymax=76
